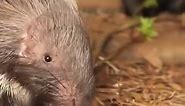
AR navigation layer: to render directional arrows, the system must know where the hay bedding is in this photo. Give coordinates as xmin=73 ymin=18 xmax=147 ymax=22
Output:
xmin=79 ymin=1 xmax=185 ymax=105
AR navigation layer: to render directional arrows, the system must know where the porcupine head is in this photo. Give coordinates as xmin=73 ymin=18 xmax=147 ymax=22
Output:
xmin=0 ymin=0 xmax=95 ymax=106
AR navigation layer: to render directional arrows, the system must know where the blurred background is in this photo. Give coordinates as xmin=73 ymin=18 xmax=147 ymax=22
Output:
xmin=78 ymin=0 xmax=185 ymax=106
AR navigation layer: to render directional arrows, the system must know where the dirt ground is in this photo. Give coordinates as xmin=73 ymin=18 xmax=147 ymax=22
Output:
xmin=78 ymin=0 xmax=185 ymax=106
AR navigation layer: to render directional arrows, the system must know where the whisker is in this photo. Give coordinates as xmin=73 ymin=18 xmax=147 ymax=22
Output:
xmin=33 ymin=76 xmax=62 ymax=92
xmin=44 ymin=69 xmax=66 ymax=89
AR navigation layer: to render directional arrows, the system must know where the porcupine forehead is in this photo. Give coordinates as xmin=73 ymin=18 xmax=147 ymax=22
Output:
xmin=0 ymin=0 xmax=79 ymax=35
xmin=25 ymin=0 xmax=87 ymax=58
xmin=31 ymin=0 xmax=83 ymax=44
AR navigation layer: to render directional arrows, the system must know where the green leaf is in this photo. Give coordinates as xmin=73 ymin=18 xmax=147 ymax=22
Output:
xmin=138 ymin=17 xmax=158 ymax=40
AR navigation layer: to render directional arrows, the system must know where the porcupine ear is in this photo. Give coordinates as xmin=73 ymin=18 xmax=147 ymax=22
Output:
xmin=19 ymin=23 xmax=36 ymax=58
xmin=18 ymin=16 xmax=44 ymax=58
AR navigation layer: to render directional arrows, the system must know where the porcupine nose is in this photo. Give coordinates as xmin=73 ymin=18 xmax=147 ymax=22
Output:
xmin=56 ymin=80 xmax=82 ymax=106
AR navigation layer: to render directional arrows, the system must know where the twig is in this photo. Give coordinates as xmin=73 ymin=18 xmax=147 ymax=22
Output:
xmin=97 ymin=56 xmax=121 ymax=74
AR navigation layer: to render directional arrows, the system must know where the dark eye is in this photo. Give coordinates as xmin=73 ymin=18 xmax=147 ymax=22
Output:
xmin=44 ymin=55 xmax=52 ymax=62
